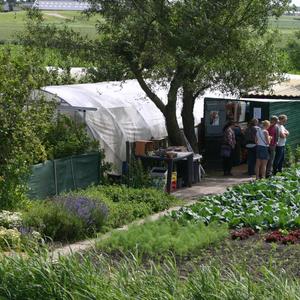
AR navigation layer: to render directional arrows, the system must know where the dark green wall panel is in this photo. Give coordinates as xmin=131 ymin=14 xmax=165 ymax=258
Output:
xmin=270 ymin=102 xmax=300 ymax=148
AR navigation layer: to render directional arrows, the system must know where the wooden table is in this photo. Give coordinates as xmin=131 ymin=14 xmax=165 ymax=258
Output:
xmin=136 ymin=152 xmax=194 ymax=193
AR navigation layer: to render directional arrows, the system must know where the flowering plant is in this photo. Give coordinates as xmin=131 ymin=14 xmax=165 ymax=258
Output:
xmin=54 ymin=196 xmax=109 ymax=233
xmin=0 ymin=211 xmax=22 ymax=229
xmin=0 ymin=227 xmax=21 ymax=250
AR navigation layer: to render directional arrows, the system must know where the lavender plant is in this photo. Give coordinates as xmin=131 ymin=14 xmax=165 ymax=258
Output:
xmin=54 ymin=196 xmax=109 ymax=233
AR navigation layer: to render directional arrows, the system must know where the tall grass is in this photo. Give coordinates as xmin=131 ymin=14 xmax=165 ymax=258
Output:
xmin=0 ymin=251 xmax=299 ymax=299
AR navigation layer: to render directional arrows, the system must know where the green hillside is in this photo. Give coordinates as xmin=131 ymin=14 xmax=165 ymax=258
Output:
xmin=0 ymin=10 xmax=98 ymax=42
xmin=1 ymin=11 xmax=300 ymax=44
xmin=270 ymin=15 xmax=300 ymax=44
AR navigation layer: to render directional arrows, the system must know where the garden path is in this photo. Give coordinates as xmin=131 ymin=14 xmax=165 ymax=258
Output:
xmin=173 ymin=164 xmax=252 ymax=200
xmin=52 ymin=165 xmax=252 ymax=259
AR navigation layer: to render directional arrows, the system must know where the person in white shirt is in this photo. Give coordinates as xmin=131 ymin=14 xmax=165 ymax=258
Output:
xmin=255 ymin=120 xmax=271 ymax=179
xmin=273 ymin=114 xmax=289 ymax=174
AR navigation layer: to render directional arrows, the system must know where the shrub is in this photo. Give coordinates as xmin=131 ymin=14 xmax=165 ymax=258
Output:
xmin=22 ymin=202 xmax=85 ymax=242
xmin=0 ymin=227 xmax=21 ymax=250
xmin=22 ymin=196 xmax=109 ymax=241
xmin=42 ymin=115 xmax=99 ymax=160
xmin=124 ymin=159 xmax=153 ymax=188
xmin=93 ymin=185 xmax=176 ymax=212
xmin=0 ymin=211 xmax=22 ymax=229
xmin=105 ymin=201 xmax=152 ymax=229
xmin=53 ymin=195 xmax=109 ymax=234
xmin=0 ymin=49 xmax=55 ymax=209
xmin=75 ymin=185 xmax=177 ymax=230
xmin=97 ymin=219 xmax=228 ymax=257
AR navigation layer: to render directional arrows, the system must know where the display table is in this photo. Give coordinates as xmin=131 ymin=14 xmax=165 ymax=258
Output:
xmin=136 ymin=152 xmax=194 ymax=193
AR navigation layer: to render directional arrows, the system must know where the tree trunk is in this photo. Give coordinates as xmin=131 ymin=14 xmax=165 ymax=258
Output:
xmin=131 ymin=64 xmax=184 ymax=146
xmin=182 ymin=87 xmax=199 ymax=153
xmin=164 ymin=101 xmax=185 ymax=146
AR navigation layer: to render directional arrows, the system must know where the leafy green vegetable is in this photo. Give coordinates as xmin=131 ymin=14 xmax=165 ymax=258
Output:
xmin=171 ymin=167 xmax=300 ymax=230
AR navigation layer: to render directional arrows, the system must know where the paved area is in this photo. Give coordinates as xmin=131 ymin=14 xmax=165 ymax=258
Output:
xmin=52 ymin=165 xmax=252 ymax=259
xmin=173 ymin=170 xmax=252 ymax=200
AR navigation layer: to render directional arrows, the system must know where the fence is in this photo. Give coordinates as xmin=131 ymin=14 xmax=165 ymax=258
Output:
xmin=28 ymin=152 xmax=101 ymax=199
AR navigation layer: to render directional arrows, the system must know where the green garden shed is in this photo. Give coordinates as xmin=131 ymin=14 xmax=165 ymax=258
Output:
xmin=203 ymin=75 xmax=300 ymax=168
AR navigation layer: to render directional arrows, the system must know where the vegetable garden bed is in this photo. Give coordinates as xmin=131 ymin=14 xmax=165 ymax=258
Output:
xmin=171 ymin=167 xmax=300 ymax=230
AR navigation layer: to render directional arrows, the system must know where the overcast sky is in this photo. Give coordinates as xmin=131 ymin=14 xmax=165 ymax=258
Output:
xmin=292 ymin=0 xmax=300 ymax=6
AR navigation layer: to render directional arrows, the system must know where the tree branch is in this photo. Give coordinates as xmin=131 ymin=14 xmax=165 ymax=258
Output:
xmin=130 ymin=64 xmax=166 ymax=113
xmin=193 ymin=84 xmax=211 ymax=99
xmin=168 ymin=68 xmax=183 ymax=104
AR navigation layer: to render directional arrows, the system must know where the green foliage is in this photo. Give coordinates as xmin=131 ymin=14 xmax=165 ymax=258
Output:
xmin=123 ymin=159 xmax=153 ymax=188
xmin=0 ymin=252 xmax=299 ymax=299
xmin=22 ymin=185 xmax=176 ymax=241
xmin=0 ymin=227 xmax=21 ymax=250
xmin=284 ymin=144 xmax=295 ymax=167
xmin=104 ymin=201 xmax=152 ymax=229
xmin=18 ymin=9 xmax=129 ymax=83
xmin=294 ymin=145 xmax=300 ymax=163
xmin=93 ymin=0 xmax=290 ymax=148
xmin=81 ymin=185 xmax=175 ymax=211
xmin=0 ymin=211 xmax=22 ymax=228
xmin=42 ymin=114 xmax=99 ymax=160
xmin=172 ymin=167 xmax=300 ymax=230
xmin=0 ymin=48 xmax=55 ymax=209
xmin=22 ymin=201 xmax=85 ymax=242
xmin=75 ymin=185 xmax=177 ymax=230
xmin=285 ymin=30 xmax=300 ymax=72
xmin=97 ymin=219 xmax=228 ymax=258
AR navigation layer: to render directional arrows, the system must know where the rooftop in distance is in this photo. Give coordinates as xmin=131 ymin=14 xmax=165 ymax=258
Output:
xmin=32 ymin=0 xmax=90 ymax=11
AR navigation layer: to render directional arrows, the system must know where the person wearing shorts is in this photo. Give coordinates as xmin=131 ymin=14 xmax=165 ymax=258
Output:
xmin=255 ymin=120 xmax=271 ymax=180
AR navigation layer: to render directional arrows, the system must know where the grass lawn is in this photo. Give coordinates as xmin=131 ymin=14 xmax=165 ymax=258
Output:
xmin=0 ymin=10 xmax=98 ymax=42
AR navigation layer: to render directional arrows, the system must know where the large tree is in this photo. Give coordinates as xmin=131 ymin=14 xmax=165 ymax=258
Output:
xmin=87 ymin=0 xmax=290 ymax=151
xmin=22 ymin=1 xmax=290 ymax=151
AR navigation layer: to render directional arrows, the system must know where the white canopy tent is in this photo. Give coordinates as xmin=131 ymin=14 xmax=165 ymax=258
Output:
xmin=42 ymin=79 xmax=230 ymax=172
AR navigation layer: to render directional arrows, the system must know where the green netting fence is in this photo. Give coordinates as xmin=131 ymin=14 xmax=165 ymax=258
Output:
xmin=28 ymin=152 xmax=101 ymax=199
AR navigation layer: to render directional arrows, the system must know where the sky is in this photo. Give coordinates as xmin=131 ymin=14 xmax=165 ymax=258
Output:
xmin=293 ymin=0 xmax=300 ymax=6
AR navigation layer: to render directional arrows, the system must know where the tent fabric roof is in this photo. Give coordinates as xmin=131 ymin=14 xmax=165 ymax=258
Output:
xmin=42 ymin=79 xmax=230 ymax=171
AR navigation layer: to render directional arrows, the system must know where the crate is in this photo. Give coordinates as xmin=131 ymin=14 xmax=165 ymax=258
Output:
xmin=150 ymin=167 xmax=167 ymax=191
xmin=135 ymin=140 xmax=154 ymax=156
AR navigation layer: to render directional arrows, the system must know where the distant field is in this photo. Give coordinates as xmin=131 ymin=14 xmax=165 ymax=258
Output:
xmin=0 ymin=10 xmax=98 ymax=42
xmin=269 ymin=15 xmax=300 ymax=45
xmin=1 ymin=11 xmax=300 ymax=45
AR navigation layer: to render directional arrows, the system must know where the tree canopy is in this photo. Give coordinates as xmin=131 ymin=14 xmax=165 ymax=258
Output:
xmin=21 ymin=0 xmax=291 ymax=151
xmin=88 ymin=0 xmax=290 ymax=151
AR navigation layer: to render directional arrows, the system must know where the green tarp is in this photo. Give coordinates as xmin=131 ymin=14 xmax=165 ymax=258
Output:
xmin=28 ymin=153 xmax=101 ymax=199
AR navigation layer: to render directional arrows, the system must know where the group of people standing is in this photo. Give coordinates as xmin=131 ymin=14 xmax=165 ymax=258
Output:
xmin=222 ymin=115 xmax=289 ymax=179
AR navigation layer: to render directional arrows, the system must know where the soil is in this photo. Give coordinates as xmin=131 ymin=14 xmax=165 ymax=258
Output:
xmin=178 ymin=233 xmax=300 ymax=278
